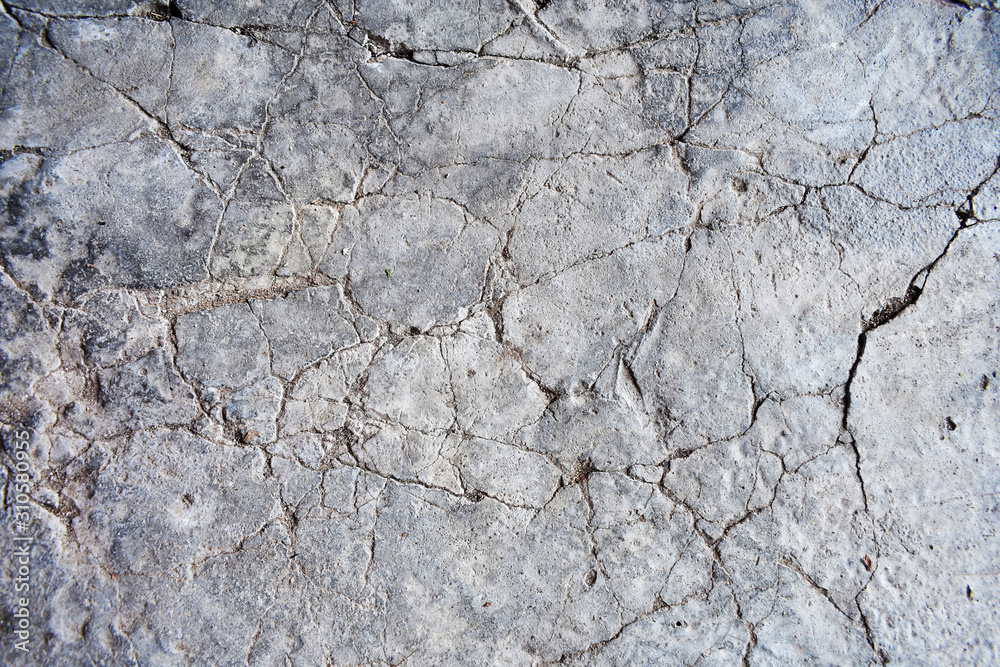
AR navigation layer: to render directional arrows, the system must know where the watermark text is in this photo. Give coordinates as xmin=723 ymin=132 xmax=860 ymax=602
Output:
xmin=7 ymin=426 xmax=33 ymax=653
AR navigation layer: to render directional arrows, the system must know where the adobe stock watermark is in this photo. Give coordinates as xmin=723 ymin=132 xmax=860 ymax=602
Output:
xmin=7 ymin=426 xmax=34 ymax=654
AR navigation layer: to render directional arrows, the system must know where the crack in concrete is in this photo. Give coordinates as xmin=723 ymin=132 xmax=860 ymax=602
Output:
xmin=3 ymin=2 xmax=998 ymax=664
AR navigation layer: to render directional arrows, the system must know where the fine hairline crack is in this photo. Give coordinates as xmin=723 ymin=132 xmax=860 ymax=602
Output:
xmin=3 ymin=2 xmax=998 ymax=664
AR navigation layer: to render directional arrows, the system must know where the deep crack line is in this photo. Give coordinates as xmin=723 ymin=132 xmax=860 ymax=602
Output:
xmin=840 ymin=206 xmax=970 ymax=511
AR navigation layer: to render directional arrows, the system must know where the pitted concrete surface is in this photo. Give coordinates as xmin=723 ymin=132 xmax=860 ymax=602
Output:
xmin=1 ymin=0 xmax=998 ymax=664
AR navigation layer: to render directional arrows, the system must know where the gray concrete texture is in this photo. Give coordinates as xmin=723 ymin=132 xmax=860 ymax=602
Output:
xmin=0 ymin=0 xmax=998 ymax=664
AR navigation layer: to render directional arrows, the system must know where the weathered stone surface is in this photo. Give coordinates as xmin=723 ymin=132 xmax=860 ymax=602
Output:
xmin=505 ymin=238 xmax=686 ymax=389
xmin=362 ymin=335 xmax=454 ymax=431
xmin=210 ymin=161 xmax=294 ymax=280
xmin=176 ymin=301 xmax=270 ymax=389
xmin=445 ymin=313 xmax=550 ymax=440
xmin=251 ymin=285 xmax=359 ymax=379
xmin=1 ymin=139 xmax=222 ymax=300
xmin=324 ymin=194 xmax=500 ymax=333
xmin=96 ymin=349 xmax=199 ymax=433
xmin=1 ymin=1 xmax=998 ymax=664
xmin=851 ymin=223 xmax=1000 ymax=664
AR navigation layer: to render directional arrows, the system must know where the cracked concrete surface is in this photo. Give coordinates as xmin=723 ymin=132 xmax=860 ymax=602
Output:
xmin=0 ymin=0 xmax=998 ymax=664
